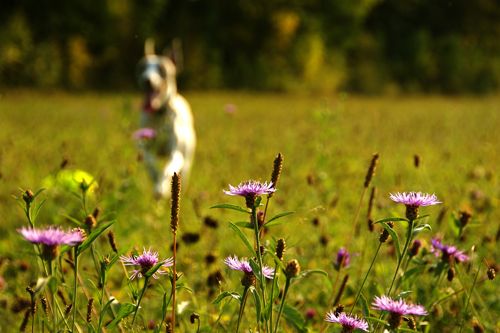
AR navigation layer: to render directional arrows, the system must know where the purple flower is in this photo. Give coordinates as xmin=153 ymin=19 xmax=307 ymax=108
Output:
xmin=390 ymin=192 xmax=441 ymax=220
xmin=224 ymin=103 xmax=237 ymax=114
xmin=120 ymin=247 xmax=173 ymax=280
xmin=372 ymin=295 xmax=427 ymax=316
xmin=430 ymin=238 xmax=470 ymax=263
xmin=133 ymin=128 xmax=156 ymax=140
xmin=325 ymin=312 xmax=369 ymax=332
xmin=372 ymin=295 xmax=427 ymax=329
xmin=18 ymin=226 xmax=84 ymax=246
xmin=223 ymin=255 xmax=275 ymax=279
xmin=223 ymin=180 xmax=276 ymax=208
xmin=390 ymin=192 xmax=441 ymax=207
xmin=334 ymin=247 xmax=358 ymax=269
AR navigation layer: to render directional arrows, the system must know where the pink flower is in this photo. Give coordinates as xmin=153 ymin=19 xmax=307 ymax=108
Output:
xmin=133 ymin=128 xmax=156 ymax=140
xmin=120 ymin=248 xmax=173 ymax=280
xmin=223 ymin=255 xmax=275 ymax=279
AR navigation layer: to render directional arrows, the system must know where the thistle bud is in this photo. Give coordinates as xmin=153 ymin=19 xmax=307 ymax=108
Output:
xmin=285 ymin=259 xmax=300 ymax=278
xmin=84 ymin=215 xmax=97 ymax=228
xmin=189 ymin=312 xmax=200 ymax=324
xmin=64 ymin=303 xmax=73 ymax=316
xmin=447 ymin=267 xmax=456 ymax=282
xmin=414 ymin=154 xmax=422 ymax=168
xmin=241 ymin=270 xmax=256 ymax=287
xmin=23 ymin=189 xmax=34 ymax=204
xmin=409 ymin=239 xmax=422 ymax=257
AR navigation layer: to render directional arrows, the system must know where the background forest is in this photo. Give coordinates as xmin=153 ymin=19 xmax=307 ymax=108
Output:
xmin=2 ymin=0 xmax=500 ymax=94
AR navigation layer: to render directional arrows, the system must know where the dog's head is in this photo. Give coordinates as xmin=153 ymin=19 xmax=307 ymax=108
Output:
xmin=137 ymin=39 xmax=180 ymax=114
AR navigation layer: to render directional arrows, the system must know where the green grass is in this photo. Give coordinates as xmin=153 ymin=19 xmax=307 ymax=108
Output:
xmin=0 ymin=90 xmax=499 ymax=332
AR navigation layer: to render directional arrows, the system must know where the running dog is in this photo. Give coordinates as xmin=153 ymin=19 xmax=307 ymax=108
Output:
xmin=135 ymin=39 xmax=196 ymax=198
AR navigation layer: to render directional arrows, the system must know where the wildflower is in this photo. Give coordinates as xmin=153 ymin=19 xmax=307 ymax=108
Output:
xmin=325 ymin=311 xmax=369 ymax=333
xmin=334 ymin=247 xmax=358 ymax=269
xmin=305 ymin=308 xmax=317 ymax=320
xmin=223 ymin=180 xmax=276 ymax=208
xmin=223 ymin=255 xmax=275 ymax=279
xmin=372 ymin=295 xmax=427 ymax=330
xmin=18 ymin=226 xmax=84 ymax=261
xmin=120 ymin=247 xmax=174 ymax=280
xmin=133 ymin=128 xmax=156 ymax=140
xmin=429 ymin=238 xmax=470 ymax=263
xmin=390 ymin=192 xmax=441 ymax=220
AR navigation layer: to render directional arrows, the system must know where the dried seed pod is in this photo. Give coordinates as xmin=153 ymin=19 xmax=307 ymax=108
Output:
xmin=364 ymin=153 xmax=380 ymax=188
xmin=170 ymin=173 xmax=181 ymax=234
xmin=84 ymin=215 xmax=97 ymax=228
xmin=487 ymin=268 xmax=496 ymax=281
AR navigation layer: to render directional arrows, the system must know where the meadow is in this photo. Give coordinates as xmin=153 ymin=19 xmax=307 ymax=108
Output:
xmin=0 ymin=90 xmax=499 ymax=332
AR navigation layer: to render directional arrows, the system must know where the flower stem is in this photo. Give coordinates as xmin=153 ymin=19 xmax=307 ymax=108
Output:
xmin=172 ymin=233 xmax=177 ymax=333
xmin=131 ymin=276 xmax=150 ymax=325
xmin=274 ymin=277 xmax=291 ymax=333
xmin=236 ymin=286 xmax=249 ymax=333
xmin=350 ymin=243 xmax=381 ymax=313
xmin=458 ymin=261 xmax=482 ymax=333
xmin=387 ymin=219 xmax=414 ymax=297
xmin=269 ymin=263 xmax=278 ymax=333
xmin=71 ymin=246 xmax=79 ymax=333
xmin=49 ymin=260 xmax=58 ymax=333
xmin=251 ymin=206 xmax=267 ymax=326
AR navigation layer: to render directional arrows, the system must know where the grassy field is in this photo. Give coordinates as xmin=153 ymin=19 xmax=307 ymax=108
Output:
xmin=0 ymin=90 xmax=499 ymax=332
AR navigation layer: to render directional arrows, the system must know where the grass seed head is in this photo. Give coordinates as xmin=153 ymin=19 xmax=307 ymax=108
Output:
xmin=20 ymin=308 xmax=30 ymax=332
xmin=379 ymin=221 xmax=394 ymax=243
xmin=86 ymin=297 xmax=94 ymax=323
xmin=64 ymin=303 xmax=73 ymax=316
xmin=84 ymin=215 xmax=97 ymax=228
xmin=41 ymin=295 xmax=49 ymax=316
xmin=364 ymin=153 xmax=380 ymax=188
xmin=269 ymin=153 xmax=283 ymax=198
xmin=170 ymin=172 xmax=181 ymax=234
xmin=108 ymin=230 xmax=118 ymax=253
xmin=403 ymin=316 xmax=417 ymax=330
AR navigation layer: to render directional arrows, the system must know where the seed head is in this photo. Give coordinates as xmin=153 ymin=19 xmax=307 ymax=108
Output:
xmin=403 ymin=316 xmax=417 ymax=330
xmin=108 ymin=230 xmax=118 ymax=253
xmin=20 ymin=309 xmax=30 ymax=332
xmin=170 ymin=173 xmax=181 ymax=234
xmin=241 ymin=270 xmax=256 ymax=287
xmin=487 ymin=268 xmax=496 ymax=281
xmin=459 ymin=210 xmax=472 ymax=227
xmin=414 ymin=154 xmax=422 ymax=168
xmin=334 ymin=304 xmax=345 ymax=317
xmin=64 ymin=303 xmax=73 ymax=316
xmin=86 ymin=297 xmax=94 ymax=323
xmin=84 ymin=215 xmax=97 ymax=228
xmin=203 ymin=216 xmax=218 ymax=229
xmin=379 ymin=221 xmax=394 ymax=243
xmin=190 ymin=312 xmax=200 ymax=324
xmin=409 ymin=239 xmax=422 ymax=257
xmin=285 ymin=259 xmax=300 ymax=278
xmin=269 ymin=153 xmax=283 ymax=198
xmin=41 ymin=295 xmax=49 ymax=317
xmin=364 ymin=153 xmax=380 ymax=188
xmin=57 ymin=288 xmax=68 ymax=306
xmin=447 ymin=267 xmax=456 ymax=282
xmin=276 ymin=238 xmax=286 ymax=262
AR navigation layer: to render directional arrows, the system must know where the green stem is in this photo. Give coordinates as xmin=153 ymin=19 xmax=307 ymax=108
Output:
xmin=458 ymin=262 xmax=482 ymax=333
xmin=131 ymin=277 xmax=150 ymax=325
xmin=350 ymin=243 xmax=381 ymax=313
xmin=251 ymin=206 xmax=267 ymax=325
xmin=208 ymin=284 xmax=241 ymax=333
xmin=269 ymin=263 xmax=278 ymax=333
xmin=274 ymin=277 xmax=291 ymax=333
xmin=50 ymin=260 xmax=58 ymax=333
xmin=71 ymin=246 xmax=79 ymax=333
xmin=236 ymin=287 xmax=249 ymax=333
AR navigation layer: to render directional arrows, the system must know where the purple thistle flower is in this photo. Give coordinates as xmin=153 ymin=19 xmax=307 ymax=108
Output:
xmin=390 ymin=192 xmax=441 ymax=220
xmin=325 ymin=311 xmax=369 ymax=332
xmin=334 ymin=247 xmax=358 ymax=269
xmin=223 ymin=180 xmax=276 ymax=208
xmin=120 ymin=247 xmax=173 ymax=280
xmin=372 ymin=295 xmax=427 ymax=329
xmin=18 ymin=226 xmax=84 ymax=246
xmin=430 ymin=238 xmax=470 ymax=263
xmin=223 ymin=255 xmax=275 ymax=279
xmin=372 ymin=295 xmax=428 ymax=316
xmin=133 ymin=128 xmax=156 ymax=140
xmin=390 ymin=192 xmax=441 ymax=207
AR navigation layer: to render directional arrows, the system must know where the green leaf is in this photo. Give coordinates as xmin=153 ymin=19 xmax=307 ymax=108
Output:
xmin=360 ymin=294 xmax=371 ymax=326
xmin=364 ymin=316 xmax=389 ymax=326
xmin=99 ymin=297 xmax=116 ymax=327
xmin=12 ymin=195 xmax=28 ymax=215
xmin=145 ymin=261 xmax=165 ymax=278
xmin=266 ymin=250 xmax=286 ymax=273
xmin=249 ymin=287 xmax=262 ymax=323
xmin=47 ymin=275 xmax=58 ymax=294
xmin=32 ymin=188 xmax=47 ymax=200
xmin=262 ymin=219 xmax=290 ymax=229
xmin=281 ymin=304 xmax=305 ymax=332
xmin=76 ymin=221 xmax=116 ymax=256
xmin=265 ymin=276 xmax=279 ymax=320
xmin=266 ymin=211 xmax=295 ymax=224
xmin=33 ymin=198 xmax=48 ymax=222
xmin=87 ymin=323 xmax=96 ymax=333
xmin=162 ymin=292 xmax=168 ymax=319
xmin=411 ymin=224 xmax=431 ymax=238
xmin=210 ymin=204 xmax=250 ymax=214
xmin=254 ymin=196 xmax=262 ymax=208
xmin=106 ymin=303 xmax=136 ymax=329
xmin=448 ymin=214 xmax=460 ymax=237
xmin=228 ymin=222 xmax=257 ymax=258
xmin=88 ymin=279 xmax=103 ymax=304
xmin=176 ymin=285 xmax=194 ymax=293
xmin=234 ymin=222 xmax=254 ymax=229
xmin=396 ymin=291 xmax=412 ymax=299
xmin=401 ymin=266 xmax=425 ymax=282
xmin=249 ymin=259 xmax=263 ymax=283
xmin=211 ymin=291 xmax=242 ymax=305
xmin=291 ymin=270 xmax=328 ymax=284
xmin=60 ymin=214 xmax=84 ymax=227
xmin=382 ymin=222 xmax=402 ymax=263
xmin=373 ymin=217 xmax=408 ymax=225
xmin=414 ymin=214 xmax=430 ymax=221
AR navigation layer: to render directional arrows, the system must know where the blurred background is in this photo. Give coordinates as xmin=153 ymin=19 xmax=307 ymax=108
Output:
xmin=2 ymin=0 xmax=500 ymax=95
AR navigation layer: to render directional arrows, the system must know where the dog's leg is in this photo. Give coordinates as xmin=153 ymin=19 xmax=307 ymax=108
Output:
xmin=159 ymin=151 xmax=185 ymax=197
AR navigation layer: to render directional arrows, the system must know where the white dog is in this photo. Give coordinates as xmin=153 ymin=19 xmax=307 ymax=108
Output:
xmin=135 ymin=39 xmax=196 ymax=198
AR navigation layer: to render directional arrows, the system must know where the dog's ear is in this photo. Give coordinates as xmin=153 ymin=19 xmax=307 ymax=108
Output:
xmin=163 ymin=38 xmax=184 ymax=74
xmin=145 ymin=38 xmax=156 ymax=56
